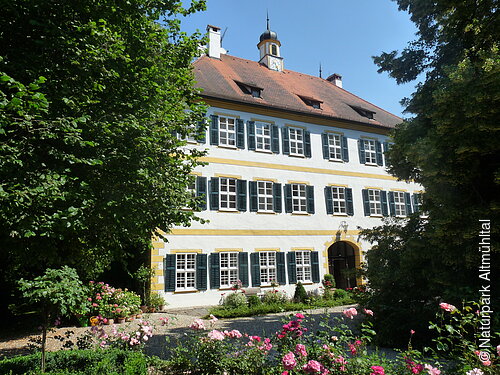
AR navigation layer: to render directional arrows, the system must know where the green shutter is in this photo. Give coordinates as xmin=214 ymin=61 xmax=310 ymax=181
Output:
xmin=324 ymin=186 xmax=333 ymax=215
xmin=287 ymin=252 xmax=297 ymax=284
xmin=164 ymin=255 xmax=176 ymax=292
xmin=239 ymin=252 xmax=249 ymax=287
xmin=322 ymin=133 xmax=329 ymax=159
xmin=405 ymin=192 xmax=413 ymax=215
xmin=271 ymin=124 xmax=280 ymax=153
xmin=237 ymin=179 xmax=247 ymax=212
xmin=306 ymin=185 xmax=315 ymax=214
xmin=282 ymin=127 xmax=290 ymax=155
xmin=210 ymin=115 xmax=219 ymax=145
xmin=249 ymin=181 xmax=258 ymax=212
xmin=345 ymin=188 xmax=354 ymax=216
xmin=388 ymin=191 xmax=395 ymax=216
xmin=284 ymin=184 xmax=292 ymax=213
xmin=209 ymin=253 xmax=220 ymax=289
xmin=277 ymin=252 xmax=286 ymax=285
xmin=375 ymin=141 xmax=383 ymax=166
xmin=250 ymin=253 xmax=261 ymax=287
xmin=196 ymin=254 xmax=207 ymax=290
xmin=273 ymin=183 xmax=282 ymax=213
xmin=247 ymin=121 xmax=256 ymax=151
xmin=196 ymin=176 xmax=207 ymax=211
xmin=381 ymin=191 xmax=389 ymax=216
xmin=236 ymin=119 xmax=245 ymax=149
xmin=197 ymin=119 xmax=206 ymax=144
xmin=304 ymin=131 xmax=312 ymax=158
xmin=311 ymin=251 xmax=320 ymax=283
xmin=358 ymin=139 xmax=366 ymax=164
xmin=383 ymin=141 xmax=389 ymax=165
xmin=210 ymin=177 xmax=219 ymax=210
xmin=362 ymin=189 xmax=370 ymax=216
xmin=413 ymin=193 xmax=421 ymax=213
xmin=341 ymin=136 xmax=349 ymax=162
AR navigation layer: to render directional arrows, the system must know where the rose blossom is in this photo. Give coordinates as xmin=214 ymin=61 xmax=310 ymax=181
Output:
xmin=295 ymin=343 xmax=308 ymax=357
xmin=363 ymin=308 xmax=374 ymax=316
xmin=302 ymin=360 xmax=322 ymax=374
xmin=466 ymin=369 xmax=484 ymax=375
xmin=282 ymin=352 xmax=297 ymax=370
xmin=342 ymin=307 xmax=357 ymax=319
xmin=370 ymin=366 xmax=385 ymax=375
xmin=207 ymin=329 xmax=225 ymax=341
xmin=439 ymin=302 xmax=456 ymax=312
xmin=424 ymin=364 xmax=441 ymax=375
xmin=189 ymin=318 xmax=205 ymax=330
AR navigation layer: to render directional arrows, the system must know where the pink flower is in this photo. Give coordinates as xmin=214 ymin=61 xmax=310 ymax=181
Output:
xmin=424 ymin=364 xmax=441 ymax=375
xmin=370 ymin=366 xmax=385 ymax=375
xmin=302 ymin=360 xmax=322 ymax=374
xmin=99 ymin=340 xmax=106 ymax=348
xmin=281 ymin=372 xmax=289 ymax=375
xmin=295 ymin=313 xmax=305 ymax=319
xmin=363 ymin=308 xmax=374 ymax=316
xmin=209 ymin=314 xmax=218 ymax=323
xmin=411 ymin=329 xmax=415 ymax=335
xmin=481 ymin=360 xmax=491 ymax=366
xmin=207 ymin=329 xmax=225 ymax=341
xmin=159 ymin=317 xmax=169 ymax=326
xmin=225 ymin=329 xmax=242 ymax=338
xmin=92 ymin=303 xmax=98 ymax=307
xmin=87 ymin=297 xmax=92 ymax=301
xmin=466 ymin=369 xmax=484 ymax=375
xmin=439 ymin=302 xmax=457 ymax=312
xmin=342 ymin=307 xmax=357 ymax=319
xmin=189 ymin=318 xmax=205 ymax=330
xmin=282 ymin=352 xmax=297 ymax=370
xmin=497 ymin=344 xmax=500 ymax=356
xmin=295 ymin=343 xmax=308 ymax=357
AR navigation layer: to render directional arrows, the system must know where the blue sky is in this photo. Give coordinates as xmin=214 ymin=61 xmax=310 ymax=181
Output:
xmin=180 ymin=0 xmax=420 ymax=118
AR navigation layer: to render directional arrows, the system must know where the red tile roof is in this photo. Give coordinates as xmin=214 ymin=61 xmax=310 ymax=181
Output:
xmin=193 ymin=54 xmax=402 ymax=129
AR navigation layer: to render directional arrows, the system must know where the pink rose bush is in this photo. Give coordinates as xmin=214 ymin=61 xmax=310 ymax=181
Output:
xmin=342 ymin=307 xmax=357 ymax=319
xmin=90 ymin=319 xmax=153 ymax=350
xmin=189 ymin=318 xmax=205 ymax=330
xmin=439 ymin=302 xmax=457 ymax=312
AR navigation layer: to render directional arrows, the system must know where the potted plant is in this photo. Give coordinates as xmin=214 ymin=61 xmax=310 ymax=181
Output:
xmin=147 ymin=292 xmax=166 ymax=312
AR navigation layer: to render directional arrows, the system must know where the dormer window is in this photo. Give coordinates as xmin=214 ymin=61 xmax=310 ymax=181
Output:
xmin=298 ymin=95 xmax=322 ymax=109
xmin=235 ymin=81 xmax=262 ymax=98
xmin=349 ymin=105 xmax=375 ymax=119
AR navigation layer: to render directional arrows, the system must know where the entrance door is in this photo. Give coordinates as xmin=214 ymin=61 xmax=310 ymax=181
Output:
xmin=327 ymin=241 xmax=357 ymax=289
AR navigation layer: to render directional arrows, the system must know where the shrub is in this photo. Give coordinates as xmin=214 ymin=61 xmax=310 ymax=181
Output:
xmin=322 ymin=273 xmax=335 ymax=289
xmin=293 ymin=282 xmax=308 ymax=303
xmin=147 ymin=292 xmax=166 ymax=311
xmin=262 ymin=290 xmax=288 ymax=305
xmin=333 ymin=288 xmax=349 ymax=299
xmin=223 ymin=292 xmax=247 ymax=308
xmin=247 ymin=295 xmax=261 ymax=307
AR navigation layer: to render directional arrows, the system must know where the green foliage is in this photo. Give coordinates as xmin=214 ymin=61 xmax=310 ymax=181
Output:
xmin=0 ymin=0 xmax=208 ymax=289
xmin=293 ymin=282 xmax=308 ymax=304
xmin=222 ymin=292 xmax=247 ymax=309
xmin=322 ymin=274 xmax=335 ymax=289
xmin=262 ymin=290 xmax=289 ymax=305
xmin=247 ymin=295 xmax=262 ymax=307
xmin=333 ymin=289 xmax=349 ymax=299
xmin=146 ymin=292 xmax=166 ymax=310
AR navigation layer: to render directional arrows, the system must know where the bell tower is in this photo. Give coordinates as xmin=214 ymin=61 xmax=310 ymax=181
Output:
xmin=257 ymin=15 xmax=283 ymax=72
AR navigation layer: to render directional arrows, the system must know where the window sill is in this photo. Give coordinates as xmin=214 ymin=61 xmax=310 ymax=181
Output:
xmin=328 ymin=158 xmax=344 ymax=163
xmin=369 ymin=214 xmax=383 ymax=218
xmin=257 ymin=211 xmax=277 ymax=215
xmin=173 ymin=289 xmax=199 ymax=294
xmin=289 ymin=153 xmax=306 ymax=158
xmin=296 ymin=281 xmax=313 ymax=285
xmin=218 ymin=210 xmax=240 ymax=213
xmin=333 ymin=213 xmax=348 ymax=216
xmin=217 ymin=144 xmax=237 ymax=150
xmin=255 ymin=148 xmax=273 ymax=154
xmin=291 ymin=212 xmax=310 ymax=216
xmin=364 ymin=162 xmax=379 ymax=167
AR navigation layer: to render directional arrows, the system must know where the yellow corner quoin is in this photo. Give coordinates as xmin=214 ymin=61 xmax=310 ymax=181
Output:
xmin=215 ymin=173 xmax=242 ymax=179
xmin=199 ymin=157 xmax=399 ymax=181
xmin=151 ymin=255 xmax=163 ymax=262
xmin=150 ymin=283 xmax=164 ymax=291
xmin=214 ymin=248 xmax=243 ymax=252
xmin=255 ymin=248 xmax=280 ymax=252
xmin=170 ymin=249 xmax=203 ymax=254
xmin=169 ymin=229 xmax=361 ymax=236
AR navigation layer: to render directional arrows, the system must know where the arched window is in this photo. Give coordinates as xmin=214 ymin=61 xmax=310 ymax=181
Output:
xmin=271 ymin=44 xmax=278 ymax=56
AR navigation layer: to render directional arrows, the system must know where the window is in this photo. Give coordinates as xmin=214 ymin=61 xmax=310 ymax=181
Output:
xmin=176 ymin=253 xmax=196 ymax=290
xmin=271 ymin=44 xmax=278 ymax=56
xmin=331 ymin=187 xmax=347 ymax=214
xmin=235 ymin=81 xmax=262 ymax=98
xmin=289 ymin=127 xmax=304 ymax=156
xmin=220 ymin=252 xmax=239 ymax=288
xmin=258 ymin=181 xmax=274 ymax=212
xmin=220 ymin=178 xmax=237 ymax=210
xmin=295 ymin=251 xmax=312 ymax=283
xmin=364 ymin=139 xmax=377 ymax=165
xmin=292 ymin=184 xmax=307 ymax=213
xmin=349 ymin=105 xmax=375 ymax=119
xmin=259 ymin=251 xmax=277 ymax=284
xmin=393 ymin=191 xmax=407 ymax=216
xmin=368 ymin=189 xmax=383 ymax=215
xmin=255 ymin=122 xmax=271 ymax=151
xmin=219 ymin=116 xmax=236 ymax=147
xmin=328 ymin=134 xmax=342 ymax=160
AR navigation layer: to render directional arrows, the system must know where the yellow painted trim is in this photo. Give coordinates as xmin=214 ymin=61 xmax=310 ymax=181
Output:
xmin=169 ymin=229 xmax=361 ymax=236
xmin=217 ymin=210 xmax=241 ymax=214
xmin=257 ymin=39 xmax=282 ymax=48
xmin=256 ymin=211 xmax=277 ymax=215
xmin=328 ymin=183 xmax=348 ymax=187
xmin=216 ymin=145 xmax=238 ymax=150
xmin=255 ymin=248 xmax=280 ymax=252
xmin=151 ymin=248 xmax=160 ymax=256
xmin=214 ymin=248 xmax=243 ymax=252
xmin=253 ymin=177 xmax=278 ymax=182
xmin=174 ymin=290 xmax=200 ymax=294
xmin=150 ymin=283 xmax=163 ymax=291
xmin=285 ymin=123 xmax=307 ymax=130
xmin=391 ymin=188 xmax=408 ymax=192
xmin=214 ymin=112 xmax=240 ymax=119
xmin=215 ymin=173 xmax=242 ymax=179
xmin=151 ymin=255 xmax=163 ymax=262
xmin=152 ymin=242 xmax=164 ymax=250
xmin=291 ymin=212 xmax=311 ymax=216
xmin=198 ymin=156 xmax=399 ymax=181
xmin=287 ymin=180 xmax=310 ymax=185
xmin=364 ymin=186 xmax=383 ymax=190
xmin=415 ymin=190 xmax=425 ymax=193
xmin=190 ymin=171 xmax=202 ymax=176
xmin=251 ymin=118 xmax=275 ymax=124
xmin=170 ymin=249 xmax=203 ymax=254
xmin=203 ymin=98 xmax=392 ymax=135
xmin=291 ymin=248 xmax=314 ymax=251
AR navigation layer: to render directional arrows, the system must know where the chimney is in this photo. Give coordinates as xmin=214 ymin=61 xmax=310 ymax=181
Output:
xmin=326 ymin=73 xmax=343 ymax=88
xmin=207 ymin=25 xmax=222 ymax=59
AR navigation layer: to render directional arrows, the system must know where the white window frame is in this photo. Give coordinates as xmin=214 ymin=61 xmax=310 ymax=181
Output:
xmin=368 ymin=189 xmax=382 ymax=216
xmin=220 ymin=252 xmax=239 ymax=288
xmin=220 ymin=177 xmax=237 ymax=211
xmin=289 ymin=127 xmax=304 ymax=156
xmin=257 ymin=180 xmax=274 ymax=212
xmin=364 ymin=139 xmax=377 ymax=165
xmin=295 ymin=251 xmax=312 ymax=283
xmin=291 ymin=184 xmax=307 ymax=213
xmin=219 ymin=116 xmax=236 ymax=147
xmin=255 ymin=122 xmax=271 ymax=152
xmin=328 ymin=133 xmax=342 ymax=161
xmin=394 ymin=191 xmax=407 ymax=217
xmin=259 ymin=251 xmax=277 ymax=285
xmin=331 ymin=187 xmax=347 ymax=214
xmin=176 ymin=253 xmax=196 ymax=291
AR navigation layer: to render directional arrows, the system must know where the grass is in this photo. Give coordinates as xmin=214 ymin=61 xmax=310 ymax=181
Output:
xmin=206 ymin=296 xmax=355 ymax=319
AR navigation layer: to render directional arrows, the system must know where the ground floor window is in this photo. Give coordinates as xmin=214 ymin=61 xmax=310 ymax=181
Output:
xmin=259 ymin=251 xmax=277 ymax=285
xmin=176 ymin=253 xmax=196 ymax=290
xmin=295 ymin=251 xmax=312 ymax=282
xmin=220 ymin=252 xmax=239 ymax=288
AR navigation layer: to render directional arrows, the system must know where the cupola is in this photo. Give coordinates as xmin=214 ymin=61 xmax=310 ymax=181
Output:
xmin=257 ymin=15 xmax=283 ymax=72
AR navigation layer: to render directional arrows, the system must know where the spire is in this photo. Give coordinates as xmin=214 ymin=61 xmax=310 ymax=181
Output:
xmin=319 ymin=63 xmax=323 ymax=78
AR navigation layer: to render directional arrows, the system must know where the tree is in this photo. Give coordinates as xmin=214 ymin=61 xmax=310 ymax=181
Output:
xmin=362 ymin=0 xmax=500 ymax=346
xmin=0 ymin=1 xmax=207 ymax=288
